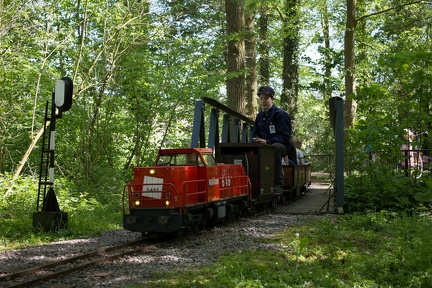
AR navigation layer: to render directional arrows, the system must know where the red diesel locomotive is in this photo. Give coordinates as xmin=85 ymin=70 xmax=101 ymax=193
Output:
xmin=122 ymin=147 xmax=251 ymax=236
xmin=122 ymin=144 xmax=310 ymax=237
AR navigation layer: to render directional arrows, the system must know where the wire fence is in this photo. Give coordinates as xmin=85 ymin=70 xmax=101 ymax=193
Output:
xmin=305 ymin=149 xmax=432 ymax=179
xmin=305 ymin=154 xmax=334 ymax=178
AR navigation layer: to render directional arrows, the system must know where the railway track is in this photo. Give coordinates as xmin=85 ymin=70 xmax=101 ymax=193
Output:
xmin=0 ymin=238 xmax=166 ymax=288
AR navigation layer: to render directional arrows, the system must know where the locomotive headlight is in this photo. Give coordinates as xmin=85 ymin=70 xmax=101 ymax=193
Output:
xmin=165 ymin=200 xmax=170 ymax=206
xmin=134 ymin=200 xmax=140 ymax=206
xmin=150 ymin=169 xmax=155 ymax=174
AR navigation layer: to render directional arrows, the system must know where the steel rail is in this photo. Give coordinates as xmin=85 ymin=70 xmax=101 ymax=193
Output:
xmin=0 ymin=238 xmax=152 ymax=287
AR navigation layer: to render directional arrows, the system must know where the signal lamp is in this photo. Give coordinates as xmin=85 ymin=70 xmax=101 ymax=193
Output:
xmin=55 ymin=77 xmax=73 ymax=112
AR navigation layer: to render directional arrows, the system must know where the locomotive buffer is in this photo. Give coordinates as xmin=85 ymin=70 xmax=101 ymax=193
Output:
xmin=33 ymin=78 xmax=73 ymax=232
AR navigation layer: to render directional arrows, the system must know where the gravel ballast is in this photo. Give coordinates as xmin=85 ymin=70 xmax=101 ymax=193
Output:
xmin=0 ymin=213 xmax=317 ymax=287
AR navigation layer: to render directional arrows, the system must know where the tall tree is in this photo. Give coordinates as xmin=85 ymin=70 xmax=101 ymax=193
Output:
xmin=320 ymin=0 xmax=333 ymax=100
xmin=344 ymin=0 xmax=357 ymax=130
xmin=225 ymin=0 xmax=246 ymax=114
xmin=280 ymin=0 xmax=300 ymax=118
xmin=245 ymin=11 xmax=258 ymax=118
xmin=258 ymin=5 xmax=270 ymax=85
xmin=343 ymin=0 xmax=426 ymax=131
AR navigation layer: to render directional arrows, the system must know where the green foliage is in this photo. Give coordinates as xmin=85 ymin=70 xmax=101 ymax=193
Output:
xmin=292 ymin=92 xmax=334 ymax=173
xmin=295 ymin=93 xmax=333 ymax=154
xmin=0 ymin=175 xmax=122 ymax=250
xmin=140 ymin=213 xmax=432 ymax=287
xmin=344 ymin=120 xmax=432 ymax=213
xmin=414 ymin=177 xmax=432 ymax=202
xmin=344 ymin=164 xmax=432 ymax=213
xmin=346 ymin=46 xmax=432 ymax=211
xmin=0 ymin=0 xmax=430 ymax=188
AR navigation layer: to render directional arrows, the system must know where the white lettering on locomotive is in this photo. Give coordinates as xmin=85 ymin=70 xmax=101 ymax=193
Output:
xmin=220 ymin=177 xmax=232 ymax=187
xmin=143 ymin=176 xmax=163 ymax=199
xmin=208 ymin=178 xmax=218 ymax=186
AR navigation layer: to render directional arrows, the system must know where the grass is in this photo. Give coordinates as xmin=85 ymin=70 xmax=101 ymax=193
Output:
xmin=0 ymin=175 xmax=123 ymax=251
xmin=136 ymin=212 xmax=432 ymax=288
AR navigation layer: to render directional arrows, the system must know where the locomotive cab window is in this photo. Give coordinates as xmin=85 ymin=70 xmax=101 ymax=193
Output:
xmin=156 ymin=154 xmax=199 ymax=166
xmin=185 ymin=154 xmax=197 ymax=166
xmin=156 ymin=155 xmax=174 ymax=166
xmin=202 ymin=154 xmax=216 ymax=166
xmin=185 ymin=153 xmax=208 ymax=167
xmin=156 ymin=152 xmax=215 ymax=167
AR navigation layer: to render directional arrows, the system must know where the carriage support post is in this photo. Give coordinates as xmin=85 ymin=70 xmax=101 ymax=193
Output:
xmin=329 ymin=96 xmax=344 ymax=213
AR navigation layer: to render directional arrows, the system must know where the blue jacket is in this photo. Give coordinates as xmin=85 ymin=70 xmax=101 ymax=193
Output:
xmin=252 ymin=104 xmax=292 ymax=148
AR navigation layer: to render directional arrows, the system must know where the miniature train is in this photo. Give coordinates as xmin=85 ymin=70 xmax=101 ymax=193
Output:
xmin=122 ymin=143 xmax=311 ymax=237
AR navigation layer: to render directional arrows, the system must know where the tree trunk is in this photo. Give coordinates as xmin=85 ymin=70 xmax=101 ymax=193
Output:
xmin=225 ymin=0 xmax=245 ymax=114
xmin=245 ymin=12 xmax=258 ymax=119
xmin=322 ymin=0 xmax=333 ymax=100
xmin=4 ymin=123 xmax=46 ymax=196
xmin=258 ymin=5 xmax=269 ymax=85
xmin=344 ymin=0 xmax=358 ymax=130
xmin=281 ymin=0 xmax=299 ymax=120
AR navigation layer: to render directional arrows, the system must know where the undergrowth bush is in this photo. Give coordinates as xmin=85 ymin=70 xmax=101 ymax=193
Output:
xmin=345 ymin=123 xmax=432 ymax=213
xmin=345 ymin=160 xmax=432 ymax=213
xmin=0 ymin=174 xmax=124 ymax=250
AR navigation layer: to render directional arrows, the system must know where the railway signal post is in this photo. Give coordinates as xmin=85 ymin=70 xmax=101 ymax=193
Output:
xmin=33 ymin=77 xmax=73 ymax=232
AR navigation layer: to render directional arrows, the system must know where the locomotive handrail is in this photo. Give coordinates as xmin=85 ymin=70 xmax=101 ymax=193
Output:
xmin=125 ymin=182 xmax=180 ymax=197
xmin=122 ymin=182 xmax=181 ymax=214
xmin=181 ymin=175 xmax=250 ymax=205
xmin=218 ymin=175 xmax=250 ymax=199
xmin=123 ymin=180 xmax=208 ymax=212
xmin=122 ymin=174 xmax=252 ymax=214
xmin=181 ymin=179 xmax=207 ymax=208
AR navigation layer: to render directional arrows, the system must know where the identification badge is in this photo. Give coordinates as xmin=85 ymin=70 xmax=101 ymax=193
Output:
xmin=269 ymin=125 xmax=275 ymax=133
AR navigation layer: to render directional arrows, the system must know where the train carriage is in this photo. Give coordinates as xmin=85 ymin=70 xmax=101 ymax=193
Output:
xmin=282 ymin=164 xmax=311 ymax=199
xmin=218 ymin=143 xmax=276 ymax=207
xmin=219 ymin=143 xmax=311 ymax=205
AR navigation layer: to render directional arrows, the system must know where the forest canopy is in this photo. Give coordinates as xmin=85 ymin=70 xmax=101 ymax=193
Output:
xmin=0 ymin=0 xmax=431 ymax=199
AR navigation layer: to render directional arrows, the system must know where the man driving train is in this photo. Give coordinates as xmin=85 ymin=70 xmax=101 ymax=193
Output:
xmin=252 ymin=86 xmax=295 ymax=194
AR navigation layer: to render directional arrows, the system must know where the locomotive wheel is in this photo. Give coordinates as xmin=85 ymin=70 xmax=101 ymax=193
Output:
xmin=226 ymin=204 xmax=234 ymax=221
xmin=186 ymin=213 xmax=194 ymax=233
xmin=175 ymin=229 xmax=185 ymax=238
xmin=186 ymin=213 xmax=202 ymax=233
xmin=241 ymin=201 xmax=248 ymax=216
xmin=144 ymin=232 xmax=164 ymax=239
xmin=193 ymin=221 xmax=200 ymax=232
xmin=199 ymin=212 xmax=206 ymax=230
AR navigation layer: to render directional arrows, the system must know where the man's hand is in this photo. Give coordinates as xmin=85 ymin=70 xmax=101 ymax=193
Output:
xmin=253 ymin=137 xmax=267 ymax=144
